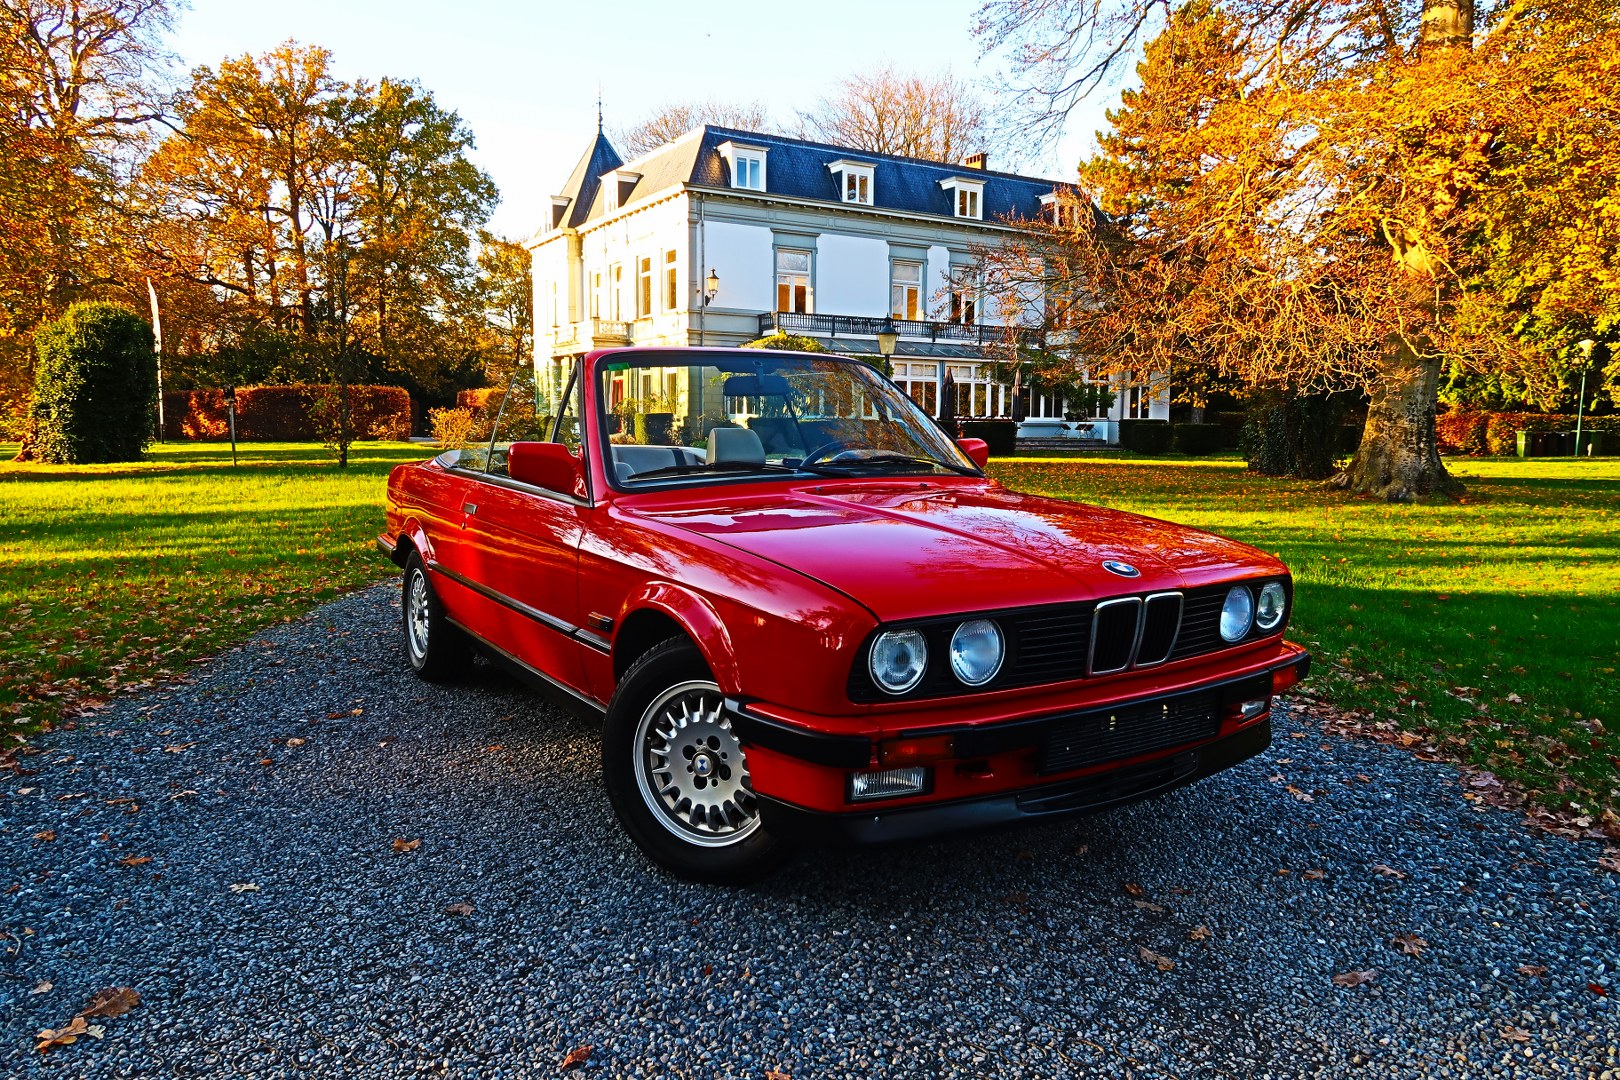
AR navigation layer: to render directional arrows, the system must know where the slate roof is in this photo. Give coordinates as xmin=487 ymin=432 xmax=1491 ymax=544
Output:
xmin=553 ymin=130 xmax=623 ymax=230
xmin=560 ymin=125 xmax=1067 ymax=229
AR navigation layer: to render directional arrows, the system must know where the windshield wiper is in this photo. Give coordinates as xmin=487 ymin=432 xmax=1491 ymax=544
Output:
xmin=628 ymin=460 xmax=830 ymax=481
xmin=811 ymin=452 xmax=979 ymax=476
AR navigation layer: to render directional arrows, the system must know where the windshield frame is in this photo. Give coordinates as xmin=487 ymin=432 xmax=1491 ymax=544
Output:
xmin=590 ymin=348 xmax=982 ymax=494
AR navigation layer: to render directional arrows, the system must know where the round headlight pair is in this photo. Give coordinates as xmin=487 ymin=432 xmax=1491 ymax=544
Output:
xmin=870 ymin=619 xmax=1004 ymax=693
xmin=1219 ymin=582 xmax=1288 ymax=642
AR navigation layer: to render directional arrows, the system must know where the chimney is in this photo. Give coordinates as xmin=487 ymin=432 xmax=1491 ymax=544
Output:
xmin=963 ymin=152 xmax=988 ymax=170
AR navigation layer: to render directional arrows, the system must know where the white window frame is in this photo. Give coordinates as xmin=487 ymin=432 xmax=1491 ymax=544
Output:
xmin=890 ymin=259 xmax=923 ymax=321
xmin=827 ymin=159 xmax=875 ymax=206
xmin=719 ymin=140 xmax=768 ymax=191
xmin=636 ymin=255 xmax=653 ymax=319
xmin=775 ymin=248 xmax=813 ymax=314
xmin=940 ymin=176 xmax=986 ymax=220
xmin=663 ymin=249 xmax=679 ymax=311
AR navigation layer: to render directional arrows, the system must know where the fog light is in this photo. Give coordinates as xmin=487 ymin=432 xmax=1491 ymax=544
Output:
xmin=1238 ymin=697 xmax=1269 ymax=721
xmin=848 ymin=766 xmax=929 ymax=802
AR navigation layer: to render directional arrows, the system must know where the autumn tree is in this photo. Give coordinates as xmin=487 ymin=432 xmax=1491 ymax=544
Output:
xmin=797 ymin=66 xmax=1010 ymax=165
xmin=474 ymin=231 xmax=533 ymax=378
xmin=613 ymin=99 xmax=772 ymax=158
xmin=977 ymin=0 xmax=1618 ymax=500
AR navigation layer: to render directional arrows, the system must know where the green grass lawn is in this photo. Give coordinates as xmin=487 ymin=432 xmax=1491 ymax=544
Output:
xmin=990 ymin=454 xmax=1620 ymax=816
xmin=0 ymin=441 xmax=427 ymax=741
xmin=4 ymin=441 xmax=1615 ymax=818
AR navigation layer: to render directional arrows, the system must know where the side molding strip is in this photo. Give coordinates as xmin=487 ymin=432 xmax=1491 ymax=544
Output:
xmin=428 ymin=560 xmax=614 ymax=657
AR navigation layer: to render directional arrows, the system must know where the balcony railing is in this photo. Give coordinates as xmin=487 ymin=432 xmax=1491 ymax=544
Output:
xmin=758 ymin=310 xmax=1044 ymax=347
xmin=551 ymin=318 xmax=634 ymax=351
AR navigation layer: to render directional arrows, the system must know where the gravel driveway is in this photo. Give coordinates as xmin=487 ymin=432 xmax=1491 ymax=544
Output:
xmin=2 ymin=582 xmax=1615 ymax=1078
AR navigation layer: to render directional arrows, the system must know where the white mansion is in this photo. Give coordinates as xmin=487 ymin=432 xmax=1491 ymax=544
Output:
xmin=526 ymin=125 xmax=1169 ymax=441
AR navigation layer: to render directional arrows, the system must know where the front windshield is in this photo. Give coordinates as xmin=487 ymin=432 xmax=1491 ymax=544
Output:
xmin=598 ymin=351 xmax=977 ymax=487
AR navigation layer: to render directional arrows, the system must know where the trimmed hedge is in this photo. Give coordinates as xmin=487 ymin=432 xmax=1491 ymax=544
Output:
xmin=1435 ymin=409 xmax=1619 ymax=456
xmin=1171 ymin=423 xmax=1225 ymax=455
xmin=959 ymin=418 xmax=1017 ymax=456
xmin=1119 ymin=419 xmax=1173 ymax=454
xmin=30 ymin=302 xmax=157 ymax=463
xmin=162 ymin=385 xmax=411 ymax=441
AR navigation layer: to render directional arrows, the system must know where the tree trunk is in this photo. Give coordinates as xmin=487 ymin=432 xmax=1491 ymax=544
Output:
xmin=1334 ymin=336 xmax=1460 ymax=501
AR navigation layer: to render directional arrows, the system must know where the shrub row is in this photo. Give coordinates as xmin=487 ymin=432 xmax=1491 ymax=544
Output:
xmin=1435 ymin=410 xmax=1620 ymax=456
xmin=162 ymin=385 xmax=412 ymax=441
xmin=1118 ymin=419 xmax=1174 ymax=454
xmin=959 ymin=418 xmax=1018 ymax=456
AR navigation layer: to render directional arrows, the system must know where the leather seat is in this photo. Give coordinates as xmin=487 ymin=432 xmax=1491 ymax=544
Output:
xmin=706 ymin=427 xmax=765 ymax=466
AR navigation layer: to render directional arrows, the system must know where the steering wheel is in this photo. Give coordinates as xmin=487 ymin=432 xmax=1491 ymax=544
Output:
xmin=799 ymin=441 xmax=863 ymax=467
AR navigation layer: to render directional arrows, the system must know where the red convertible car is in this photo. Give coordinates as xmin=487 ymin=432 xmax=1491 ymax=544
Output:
xmin=379 ymin=347 xmax=1308 ymax=882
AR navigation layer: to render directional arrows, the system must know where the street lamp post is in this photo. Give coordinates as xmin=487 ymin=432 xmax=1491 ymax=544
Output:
xmin=1576 ymin=338 xmax=1595 ymax=456
xmin=698 ymin=268 xmax=720 ymax=346
xmin=875 ymin=316 xmax=898 ymax=374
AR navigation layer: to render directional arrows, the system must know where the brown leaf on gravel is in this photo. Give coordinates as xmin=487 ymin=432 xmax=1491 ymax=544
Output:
xmin=1132 ymin=899 xmax=1167 ymax=914
xmin=1123 ymin=882 xmax=1145 ymax=897
xmin=765 ymin=1071 xmax=792 ymax=1080
xmin=391 ymin=838 xmax=421 ymax=853
xmin=1137 ymin=946 xmax=1174 ymax=972
xmin=163 ymin=743 xmax=195 ymax=753
xmin=32 ymin=980 xmax=52 ymax=995
xmin=1516 ymin=964 xmax=1548 ymax=978
xmin=1302 ymin=869 xmax=1326 ymax=881
xmin=560 ymin=1043 xmax=591 ymax=1069
xmin=1332 ymin=969 xmax=1377 ymax=987
xmin=1597 ymin=851 xmax=1620 ymax=874
xmin=1391 ymin=933 xmax=1428 ymax=957
xmin=285 ymin=738 xmax=305 ymax=748
xmin=1500 ymin=1026 xmax=1531 ymax=1043
xmin=1372 ymin=864 xmax=1407 ymax=879
xmin=1189 ymin=925 xmax=1211 ymax=941
xmin=80 ymin=986 xmax=140 ymax=1019
xmin=117 ymin=856 xmax=152 ymax=867
xmin=444 ymin=902 xmax=474 ymax=917
xmin=32 ymin=830 xmax=55 ymax=842
xmin=35 ymin=1015 xmax=88 ymax=1053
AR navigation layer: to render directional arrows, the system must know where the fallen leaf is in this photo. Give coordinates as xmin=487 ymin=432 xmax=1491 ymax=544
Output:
xmin=1516 ymin=964 xmax=1548 ymax=978
xmin=35 ymin=1016 xmax=87 ymax=1053
xmin=32 ymin=980 xmax=53 ymax=994
xmin=1132 ymin=899 xmax=1167 ymax=914
xmin=765 ymin=1071 xmax=792 ymax=1080
xmin=1500 ymin=1026 xmax=1531 ymax=1043
xmin=1332 ymin=969 xmax=1377 ymax=987
xmin=1302 ymin=869 xmax=1326 ymax=881
xmin=1391 ymin=933 xmax=1428 ymax=957
xmin=485 ymin=744 xmax=504 ymax=752
xmin=32 ymin=830 xmax=55 ymax=842
xmin=392 ymin=838 xmax=421 ymax=853
xmin=444 ymin=902 xmax=474 ymax=917
xmin=1137 ymin=946 xmax=1174 ymax=971
xmin=560 ymin=1043 xmax=592 ymax=1069
xmin=80 ymin=986 xmax=140 ymax=1019
xmin=285 ymin=738 xmax=305 ymax=748
xmin=257 ymin=758 xmax=274 ymax=767
xmin=229 ymin=883 xmax=259 ymax=894
xmin=118 ymin=856 xmax=152 ymax=867
xmin=1597 ymin=853 xmax=1620 ymax=874
xmin=163 ymin=743 xmax=195 ymax=753
xmin=1188 ymin=925 xmax=1211 ymax=941
xmin=1123 ymin=882 xmax=1144 ymax=897
xmin=1591 ymin=983 xmax=1609 ymax=996
xmin=1372 ymin=864 xmax=1407 ymax=879
xmin=1284 ymin=785 xmax=1314 ymax=802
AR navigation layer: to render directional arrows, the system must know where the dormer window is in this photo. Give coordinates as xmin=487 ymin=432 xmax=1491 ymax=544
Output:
xmin=1040 ymin=190 xmax=1079 ymax=227
xmin=718 ymin=140 xmax=768 ymax=191
xmin=549 ymin=196 xmax=571 ymax=231
xmin=604 ymin=170 xmax=641 ymax=212
xmin=827 ymin=159 xmax=875 ymax=205
xmin=940 ymin=176 xmax=985 ymax=220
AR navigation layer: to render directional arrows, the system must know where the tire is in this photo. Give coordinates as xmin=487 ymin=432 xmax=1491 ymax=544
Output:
xmin=401 ymin=552 xmax=470 ymax=682
xmin=602 ymin=638 xmax=789 ymax=884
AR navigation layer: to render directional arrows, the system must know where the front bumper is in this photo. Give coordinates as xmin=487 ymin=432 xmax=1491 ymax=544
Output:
xmin=756 ymin=718 xmax=1271 ymax=845
xmin=730 ymin=646 xmax=1309 ymax=845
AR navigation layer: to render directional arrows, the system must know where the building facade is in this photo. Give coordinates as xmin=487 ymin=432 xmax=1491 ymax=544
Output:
xmin=527 ymin=125 xmax=1169 ymax=441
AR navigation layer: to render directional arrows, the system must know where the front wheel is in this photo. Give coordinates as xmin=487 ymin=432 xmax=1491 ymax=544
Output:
xmin=401 ymin=552 xmax=470 ymax=681
xmin=602 ymin=638 xmax=789 ymax=883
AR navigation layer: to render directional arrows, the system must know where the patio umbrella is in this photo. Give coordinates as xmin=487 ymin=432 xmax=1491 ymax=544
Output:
xmin=940 ymin=370 xmax=958 ymax=437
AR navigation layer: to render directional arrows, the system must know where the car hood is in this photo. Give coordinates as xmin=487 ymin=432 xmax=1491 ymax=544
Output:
xmin=629 ymin=482 xmax=1285 ymax=622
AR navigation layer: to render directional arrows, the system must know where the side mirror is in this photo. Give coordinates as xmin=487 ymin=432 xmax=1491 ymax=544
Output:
xmin=508 ymin=441 xmax=583 ymax=497
xmin=957 ymin=437 xmax=990 ymax=469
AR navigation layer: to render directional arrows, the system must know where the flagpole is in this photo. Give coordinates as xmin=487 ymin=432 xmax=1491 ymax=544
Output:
xmin=146 ymin=279 xmax=164 ymax=443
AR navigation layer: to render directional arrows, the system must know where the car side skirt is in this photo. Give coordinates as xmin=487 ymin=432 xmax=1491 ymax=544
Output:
xmin=445 ymin=616 xmax=607 ymax=720
xmin=755 ymin=719 xmax=1271 ymax=846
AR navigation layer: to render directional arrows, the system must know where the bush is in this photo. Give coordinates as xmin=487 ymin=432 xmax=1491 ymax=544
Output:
xmin=28 ymin=302 xmax=157 ymax=463
xmin=958 ymin=418 xmax=1017 ymax=456
xmin=429 ymin=406 xmax=475 ymax=449
xmin=1120 ymin=420 xmax=1173 ymax=454
xmin=1435 ymin=409 xmax=1619 ymax=455
xmin=1171 ymin=423 xmax=1225 ymax=455
xmin=1203 ymin=411 xmax=1246 ymax=449
xmin=157 ymin=384 xmax=410 ymax=441
xmin=1241 ymin=392 xmax=1351 ymax=478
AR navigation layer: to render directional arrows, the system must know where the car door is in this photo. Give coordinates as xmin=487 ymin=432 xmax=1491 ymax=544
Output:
xmin=453 ymin=361 xmax=598 ymax=703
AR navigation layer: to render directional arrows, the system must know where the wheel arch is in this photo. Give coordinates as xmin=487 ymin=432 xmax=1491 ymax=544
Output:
xmin=612 ymin=584 xmax=741 ymax=694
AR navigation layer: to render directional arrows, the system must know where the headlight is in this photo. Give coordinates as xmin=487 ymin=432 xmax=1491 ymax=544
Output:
xmin=1255 ymin=582 xmax=1287 ymax=632
xmin=949 ymin=619 xmax=1004 ymax=686
xmin=1219 ymin=585 xmax=1254 ymax=642
xmin=870 ymin=629 xmax=927 ymax=694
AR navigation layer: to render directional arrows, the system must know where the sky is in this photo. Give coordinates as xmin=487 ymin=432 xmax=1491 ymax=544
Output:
xmin=168 ymin=0 xmax=1124 ymax=240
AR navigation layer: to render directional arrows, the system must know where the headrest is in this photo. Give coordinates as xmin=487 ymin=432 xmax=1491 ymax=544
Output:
xmin=706 ymin=426 xmax=765 ymax=466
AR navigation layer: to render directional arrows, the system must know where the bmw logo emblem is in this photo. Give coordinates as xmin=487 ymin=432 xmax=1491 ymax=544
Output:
xmin=1102 ymin=560 xmax=1140 ymax=578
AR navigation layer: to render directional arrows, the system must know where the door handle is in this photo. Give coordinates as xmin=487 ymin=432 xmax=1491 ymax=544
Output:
xmin=462 ymin=502 xmax=478 ymax=515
